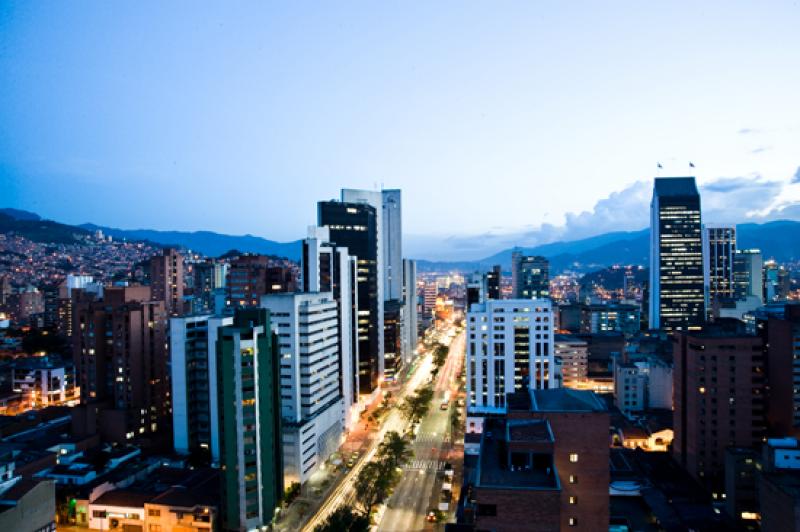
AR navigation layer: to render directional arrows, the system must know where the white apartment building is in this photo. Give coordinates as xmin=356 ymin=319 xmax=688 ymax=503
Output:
xmin=261 ymin=292 xmax=344 ymax=485
xmin=466 ymin=299 xmax=557 ymax=415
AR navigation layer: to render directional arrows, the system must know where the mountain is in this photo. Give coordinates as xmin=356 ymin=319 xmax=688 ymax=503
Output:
xmin=0 ymin=208 xmax=41 ymax=221
xmin=418 ymin=220 xmax=800 ymax=273
xmin=0 ymin=212 xmax=91 ymax=244
xmin=79 ymin=224 xmax=302 ymax=260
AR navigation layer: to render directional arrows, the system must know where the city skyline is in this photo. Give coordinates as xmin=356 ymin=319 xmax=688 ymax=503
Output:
xmin=2 ymin=3 xmax=800 ymax=261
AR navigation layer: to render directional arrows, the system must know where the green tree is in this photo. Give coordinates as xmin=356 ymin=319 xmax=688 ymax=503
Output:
xmin=377 ymin=431 xmax=413 ymax=470
xmin=353 ymin=461 xmax=392 ymax=516
xmin=314 ymin=506 xmax=370 ymax=532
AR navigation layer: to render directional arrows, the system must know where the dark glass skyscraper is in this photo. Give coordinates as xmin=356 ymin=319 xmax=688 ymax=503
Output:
xmin=649 ymin=177 xmax=705 ymax=331
xmin=512 ymin=252 xmax=549 ymax=299
xmin=318 ymin=200 xmax=381 ymax=395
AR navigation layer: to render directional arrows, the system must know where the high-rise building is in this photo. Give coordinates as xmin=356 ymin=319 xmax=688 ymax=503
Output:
xmin=170 ymin=314 xmax=233 ymax=462
xmin=401 ymin=259 xmax=418 ymax=365
xmin=554 ymin=335 xmax=588 ymax=387
xmin=763 ymin=260 xmax=791 ymax=302
xmin=702 ymin=224 xmax=736 ymax=309
xmin=466 ymin=299 xmax=556 ymax=415
xmin=382 ymin=189 xmax=403 ymax=302
xmin=649 ymin=177 xmax=705 ymax=331
xmin=150 ymin=248 xmax=184 ymax=315
xmin=673 ymin=319 xmax=766 ymax=492
xmin=261 ymin=293 xmax=344 ymax=485
xmin=226 ymin=255 xmax=296 ymax=309
xmin=733 ymin=248 xmax=763 ymax=303
xmin=758 ymin=303 xmax=800 ymax=438
xmin=486 ymin=265 xmax=502 ymax=300
xmin=216 ymin=308 xmax=282 ymax=531
xmin=191 ymin=259 xmax=228 ymax=313
xmin=302 ymin=226 xmax=359 ymax=427
xmin=72 ymin=286 xmax=169 ymax=443
xmin=383 ymin=299 xmax=403 ymax=381
xmin=318 ymin=199 xmax=382 ymax=396
xmin=513 ymin=253 xmax=549 ymax=299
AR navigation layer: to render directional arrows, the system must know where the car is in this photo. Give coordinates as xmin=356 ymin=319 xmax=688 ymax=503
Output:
xmin=426 ymin=511 xmax=437 ymax=522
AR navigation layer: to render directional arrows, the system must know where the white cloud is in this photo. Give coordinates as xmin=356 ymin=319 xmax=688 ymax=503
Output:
xmin=407 ymin=168 xmax=800 ymax=261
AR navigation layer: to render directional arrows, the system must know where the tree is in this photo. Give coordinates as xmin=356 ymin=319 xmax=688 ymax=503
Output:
xmin=354 ymin=461 xmax=392 ymax=516
xmin=377 ymin=431 xmax=413 ymax=470
xmin=314 ymin=506 xmax=370 ymax=532
xmin=399 ymin=385 xmax=434 ymax=424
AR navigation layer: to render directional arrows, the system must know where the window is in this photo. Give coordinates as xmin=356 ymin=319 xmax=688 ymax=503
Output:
xmin=569 ymin=517 xmax=578 ymax=526
xmin=92 ymin=511 xmax=107 ymax=518
xmin=569 ymin=453 xmax=579 ymax=463
xmin=569 ymin=496 xmax=577 ymax=504
xmin=148 ymin=509 xmax=161 ymax=517
xmin=149 ymin=526 xmax=162 ymax=532
xmin=569 ymin=475 xmax=577 ymax=484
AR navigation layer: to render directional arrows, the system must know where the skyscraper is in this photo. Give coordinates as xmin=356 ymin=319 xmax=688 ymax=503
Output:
xmin=150 ymin=248 xmax=184 ymax=315
xmin=673 ymin=319 xmax=766 ymax=492
xmin=702 ymin=224 xmax=736 ymax=309
xmin=649 ymin=177 xmax=705 ymax=331
xmin=302 ymin=226 xmax=359 ymax=426
xmin=402 ymin=258 xmax=418 ymax=364
xmin=72 ymin=286 xmax=169 ymax=443
xmin=733 ymin=248 xmax=763 ymax=303
xmin=381 ymin=189 xmax=403 ymax=301
xmin=261 ymin=293 xmax=343 ymax=485
xmin=513 ymin=253 xmax=549 ymax=299
xmin=318 ymin=199 xmax=382 ymax=396
xmin=170 ymin=313 xmax=233 ymax=462
xmin=485 ymin=264 xmax=502 ymax=300
xmin=216 ymin=308 xmax=282 ymax=531
xmin=466 ymin=299 xmax=556 ymax=415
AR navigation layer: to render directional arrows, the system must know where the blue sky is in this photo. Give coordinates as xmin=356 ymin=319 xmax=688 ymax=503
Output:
xmin=1 ymin=2 xmax=799 ymax=260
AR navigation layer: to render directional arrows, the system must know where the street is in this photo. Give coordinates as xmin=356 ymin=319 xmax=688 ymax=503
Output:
xmin=377 ymin=329 xmax=465 ymax=532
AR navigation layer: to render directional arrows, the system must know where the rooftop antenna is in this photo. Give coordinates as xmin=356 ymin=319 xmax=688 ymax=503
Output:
xmin=656 ymin=162 xmax=663 ymax=177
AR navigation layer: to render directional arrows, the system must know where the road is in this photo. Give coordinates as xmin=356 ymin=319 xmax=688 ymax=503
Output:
xmin=377 ymin=330 xmax=465 ymax=532
xmin=301 ymin=339 xmax=439 ymax=532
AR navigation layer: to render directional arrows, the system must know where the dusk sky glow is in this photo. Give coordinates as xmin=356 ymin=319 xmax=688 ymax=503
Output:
xmin=2 ymin=2 xmax=799 ymax=259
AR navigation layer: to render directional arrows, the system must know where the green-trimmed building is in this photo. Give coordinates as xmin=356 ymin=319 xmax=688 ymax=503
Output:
xmin=217 ymin=308 xmax=283 ymax=531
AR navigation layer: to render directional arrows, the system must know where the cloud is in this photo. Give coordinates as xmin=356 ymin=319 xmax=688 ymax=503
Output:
xmin=407 ymin=168 xmax=800 ymax=261
xmin=751 ymin=146 xmax=770 ymax=154
xmin=738 ymin=128 xmax=758 ymax=135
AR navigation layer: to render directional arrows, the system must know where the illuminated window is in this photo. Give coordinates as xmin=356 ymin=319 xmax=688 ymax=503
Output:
xmin=569 ymin=453 xmax=579 ymax=463
xmin=569 ymin=517 xmax=577 ymax=526
xmin=569 ymin=496 xmax=577 ymax=504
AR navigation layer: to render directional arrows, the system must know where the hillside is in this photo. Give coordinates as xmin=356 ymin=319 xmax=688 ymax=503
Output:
xmin=79 ymin=224 xmax=302 ymax=260
xmin=0 ymin=212 xmax=90 ymax=244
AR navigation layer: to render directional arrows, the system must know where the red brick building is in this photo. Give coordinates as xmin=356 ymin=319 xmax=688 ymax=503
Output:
xmin=149 ymin=248 xmax=184 ymax=315
xmin=465 ymin=388 xmax=609 ymax=531
xmin=72 ymin=286 xmax=169 ymax=444
xmin=673 ymin=319 xmax=766 ymax=493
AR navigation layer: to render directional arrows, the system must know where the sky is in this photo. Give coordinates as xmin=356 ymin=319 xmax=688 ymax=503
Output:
xmin=1 ymin=2 xmax=799 ymax=260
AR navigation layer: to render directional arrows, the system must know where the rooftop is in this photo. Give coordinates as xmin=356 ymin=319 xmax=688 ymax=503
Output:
xmin=477 ymin=419 xmax=558 ymax=490
xmin=531 ymin=388 xmax=607 ymax=413
xmin=653 ymin=177 xmax=699 ymax=197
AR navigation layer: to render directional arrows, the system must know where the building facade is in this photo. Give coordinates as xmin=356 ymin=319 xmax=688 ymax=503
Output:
xmin=260 ymin=293 xmax=344 ymax=486
xmin=649 ymin=177 xmax=705 ymax=331
xmin=673 ymin=320 xmax=766 ymax=492
xmin=512 ymin=253 xmax=550 ymax=299
xmin=150 ymin=248 xmax=184 ymax=316
xmin=702 ymin=224 xmax=736 ymax=309
xmin=170 ymin=314 xmax=233 ymax=462
xmin=318 ymin=199 xmax=382 ymax=396
xmin=467 ymin=299 xmax=556 ymax=415
xmin=216 ymin=309 xmax=282 ymax=531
